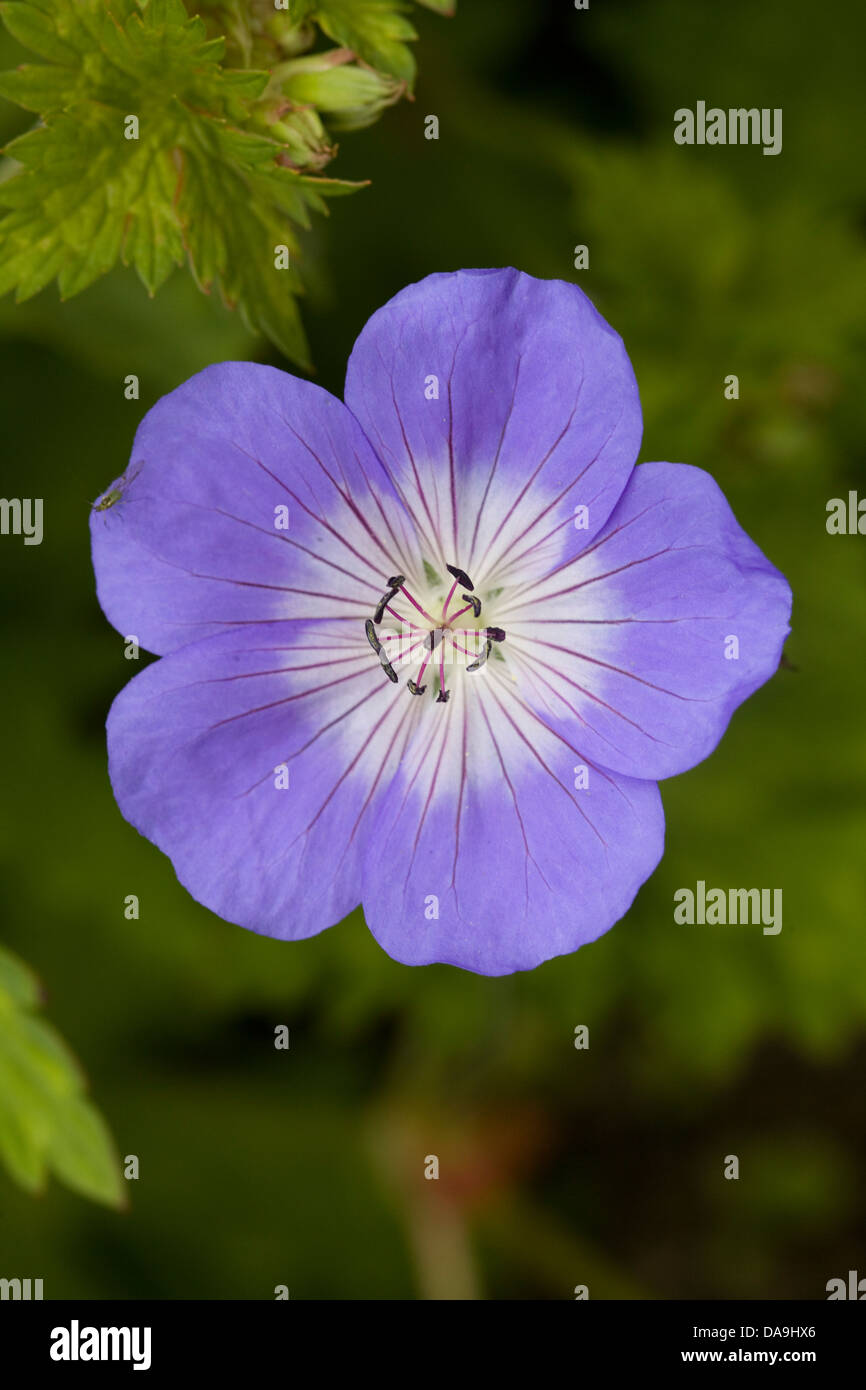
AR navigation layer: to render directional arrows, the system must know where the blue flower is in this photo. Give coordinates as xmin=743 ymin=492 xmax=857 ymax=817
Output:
xmin=91 ymin=269 xmax=791 ymax=974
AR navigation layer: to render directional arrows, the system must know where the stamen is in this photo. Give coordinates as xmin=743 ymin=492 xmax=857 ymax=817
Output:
xmin=364 ymin=618 xmax=382 ymax=654
xmin=449 ymin=636 xmax=479 ymax=659
xmin=460 ymin=593 xmax=482 ymax=619
xmin=414 ymin=650 xmax=432 ymax=692
xmin=365 ymin=559 xmax=503 ymax=703
xmin=383 ymin=633 xmax=426 ymax=648
xmin=466 ymin=639 xmax=492 ymax=673
xmin=446 ymin=563 xmax=474 ymax=591
xmin=441 ymin=576 xmax=459 ymax=622
xmin=383 ymin=603 xmax=423 ymax=629
xmin=379 ymin=656 xmax=399 ymax=683
xmin=438 ymin=636 xmax=448 ymax=703
xmin=367 ymin=616 xmax=399 ymax=681
xmin=397 ymin=585 xmax=438 ymax=625
xmin=373 ymin=584 xmax=400 ymax=624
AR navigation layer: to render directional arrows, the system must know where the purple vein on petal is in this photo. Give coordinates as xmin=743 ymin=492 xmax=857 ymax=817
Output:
xmin=406 ymin=720 xmax=452 ymax=890
xmin=504 ymin=638 xmax=670 ymax=747
xmin=509 ymin=542 xmax=707 ymax=610
xmin=444 ymin=318 xmax=471 ymax=563
xmin=367 ymin=337 xmax=446 ymax=566
xmin=229 ymin=437 xmax=388 ymax=584
xmin=477 ymin=696 xmax=551 ymax=906
xmin=502 ymin=500 xmax=666 ymax=606
xmin=466 ymin=352 xmax=523 ymax=573
xmin=99 ymin=522 xmax=372 ymax=608
xmin=145 ymin=494 xmax=383 ymax=595
xmin=347 ymin=698 xmax=419 ymax=848
xmin=276 ymin=407 xmax=407 ymax=574
xmin=290 ymin=690 xmax=413 ymax=854
xmin=186 ymin=654 xmax=369 ymax=685
xmin=210 ymin=662 xmax=375 ymax=733
xmin=449 ymin=698 xmax=469 ymax=900
xmin=349 ymin=447 xmax=416 ymax=577
xmin=483 ymin=408 xmax=622 ymax=581
xmin=523 ymin=635 xmax=714 ymax=703
xmin=235 ymin=678 xmax=393 ymax=801
xmin=485 ymin=679 xmax=609 ymax=854
xmin=503 ymin=643 xmax=636 ymax=759
xmin=490 ymin=672 xmax=649 ymax=814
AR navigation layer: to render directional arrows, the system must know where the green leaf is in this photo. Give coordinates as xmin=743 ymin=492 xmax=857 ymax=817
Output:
xmin=297 ymin=1 xmax=418 ymax=88
xmin=122 ymin=134 xmax=187 ymax=294
xmin=0 ymin=945 xmax=123 ymax=1206
xmin=0 ymin=0 xmax=355 ymax=362
xmin=0 ymin=944 xmax=39 ymax=1007
xmin=177 ymin=120 xmax=363 ymax=368
xmin=0 ymin=61 xmax=78 ymax=109
xmin=0 ymin=105 xmax=179 ymax=301
xmin=47 ymin=1095 xmax=125 ymax=1207
xmin=0 ymin=0 xmax=449 ymax=363
xmin=0 ymin=1 xmax=76 ymax=65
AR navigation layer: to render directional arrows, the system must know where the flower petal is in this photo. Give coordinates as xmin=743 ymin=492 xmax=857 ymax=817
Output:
xmin=360 ymin=674 xmax=664 ymax=974
xmin=344 ymin=268 xmax=642 ymax=588
xmin=498 ymin=462 xmax=792 ymax=780
xmin=106 ymin=620 xmax=418 ymax=939
xmin=91 ymin=362 xmax=415 ymax=655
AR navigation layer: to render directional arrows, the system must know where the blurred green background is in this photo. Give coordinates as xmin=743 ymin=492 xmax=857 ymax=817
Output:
xmin=1 ymin=0 xmax=865 ymax=1299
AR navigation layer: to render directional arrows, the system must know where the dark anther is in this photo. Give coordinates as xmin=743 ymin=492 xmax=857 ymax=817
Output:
xmin=407 ymin=679 xmax=427 ymax=696
xmin=446 ymin=563 xmax=474 ymax=591
xmin=379 ymin=657 xmax=399 ymax=684
xmin=466 ymin=639 xmax=492 ymax=673
xmin=427 ymin=629 xmax=444 ymax=651
xmin=373 ymin=587 xmax=398 ymax=624
xmin=372 ymin=574 xmax=405 ymax=624
xmin=486 ymin=626 xmax=506 ymax=643
xmin=364 ymin=618 xmax=382 ymax=654
xmin=461 ymin=593 xmax=482 ymax=618
xmin=435 ymin=688 xmax=451 ymax=703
